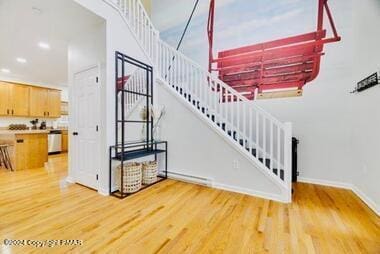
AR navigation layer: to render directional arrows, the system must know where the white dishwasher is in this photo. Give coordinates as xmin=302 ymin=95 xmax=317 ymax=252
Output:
xmin=48 ymin=130 xmax=62 ymax=154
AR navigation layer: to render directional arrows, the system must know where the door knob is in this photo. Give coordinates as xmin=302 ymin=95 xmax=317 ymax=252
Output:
xmin=72 ymin=132 xmax=78 ymax=136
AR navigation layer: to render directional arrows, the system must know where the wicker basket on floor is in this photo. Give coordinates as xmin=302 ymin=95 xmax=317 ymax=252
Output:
xmin=116 ymin=162 xmax=142 ymax=193
xmin=142 ymin=161 xmax=158 ymax=185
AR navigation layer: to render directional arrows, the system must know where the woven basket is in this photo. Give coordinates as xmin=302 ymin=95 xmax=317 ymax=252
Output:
xmin=116 ymin=162 xmax=142 ymax=193
xmin=142 ymin=161 xmax=158 ymax=185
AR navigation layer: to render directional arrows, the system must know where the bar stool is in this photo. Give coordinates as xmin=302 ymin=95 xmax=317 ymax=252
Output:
xmin=0 ymin=144 xmax=13 ymax=171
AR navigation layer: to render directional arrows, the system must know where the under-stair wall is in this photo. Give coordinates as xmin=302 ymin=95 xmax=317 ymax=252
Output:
xmin=156 ymin=79 xmax=283 ymax=200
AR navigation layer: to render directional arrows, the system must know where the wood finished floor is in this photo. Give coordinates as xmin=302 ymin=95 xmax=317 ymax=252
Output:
xmin=0 ymin=154 xmax=379 ymax=254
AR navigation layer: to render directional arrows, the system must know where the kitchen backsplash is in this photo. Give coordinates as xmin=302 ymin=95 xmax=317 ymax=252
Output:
xmin=0 ymin=117 xmax=68 ymax=129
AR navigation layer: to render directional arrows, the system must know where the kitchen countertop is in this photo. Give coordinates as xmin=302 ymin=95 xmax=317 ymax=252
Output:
xmin=0 ymin=130 xmax=50 ymax=135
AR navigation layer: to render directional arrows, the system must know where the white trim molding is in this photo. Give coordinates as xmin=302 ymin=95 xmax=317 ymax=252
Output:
xmin=98 ymin=188 xmax=110 ymax=196
xmin=298 ymin=177 xmax=379 ymax=216
xmin=298 ymin=177 xmax=352 ymax=190
xmin=212 ymin=183 xmax=285 ymax=203
xmin=167 ymin=170 xmax=286 ymax=203
xmin=65 ymin=176 xmax=76 ymax=184
xmin=351 ymin=186 xmax=380 ymax=216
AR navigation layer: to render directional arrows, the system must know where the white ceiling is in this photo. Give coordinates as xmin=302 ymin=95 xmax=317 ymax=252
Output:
xmin=0 ymin=0 xmax=104 ymax=87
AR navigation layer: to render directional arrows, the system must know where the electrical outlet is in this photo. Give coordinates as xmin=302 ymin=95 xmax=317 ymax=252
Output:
xmin=233 ymin=160 xmax=239 ymax=169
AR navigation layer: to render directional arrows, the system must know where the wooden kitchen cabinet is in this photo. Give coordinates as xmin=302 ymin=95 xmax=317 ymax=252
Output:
xmin=29 ymin=87 xmax=47 ymax=117
xmin=47 ymin=89 xmax=61 ymax=118
xmin=0 ymin=81 xmax=61 ymax=118
xmin=10 ymin=84 xmax=30 ymax=116
xmin=0 ymin=132 xmax=48 ymax=171
xmin=62 ymin=131 xmax=68 ymax=152
xmin=29 ymin=87 xmax=61 ymax=118
xmin=0 ymin=82 xmax=30 ymax=117
xmin=0 ymin=82 xmax=9 ymax=115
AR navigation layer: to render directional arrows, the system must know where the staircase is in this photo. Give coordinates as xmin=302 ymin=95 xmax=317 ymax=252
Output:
xmin=106 ymin=0 xmax=293 ymax=202
xmin=117 ymin=68 xmax=147 ymax=117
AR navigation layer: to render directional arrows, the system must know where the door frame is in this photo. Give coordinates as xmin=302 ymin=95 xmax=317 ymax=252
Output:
xmin=68 ymin=64 xmax=101 ymax=191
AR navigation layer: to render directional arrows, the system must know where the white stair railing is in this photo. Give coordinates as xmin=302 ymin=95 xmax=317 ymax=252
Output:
xmin=118 ymin=68 xmax=146 ymax=117
xmin=112 ymin=0 xmax=158 ymax=61
xmin=157 ymin=40 xmax=292 ymax=192
xmin=107 ymin=0 xmax=292 ymax=198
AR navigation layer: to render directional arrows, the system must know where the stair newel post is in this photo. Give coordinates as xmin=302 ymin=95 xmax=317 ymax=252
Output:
xmin=284 ymin=122 xmax=293 ymax=202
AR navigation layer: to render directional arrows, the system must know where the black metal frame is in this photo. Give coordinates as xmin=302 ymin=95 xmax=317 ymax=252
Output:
xmin=109 ymin=52 xmax=168 ymax=199
xmin=115 ymin=51 xmax=154 ymax=147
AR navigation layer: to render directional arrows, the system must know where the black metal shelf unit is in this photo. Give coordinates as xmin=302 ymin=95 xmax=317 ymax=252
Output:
xmin=109 ymin=141 xmax=168 ymax=199
xmin=109 ymin=52 xmax=168 ymax=199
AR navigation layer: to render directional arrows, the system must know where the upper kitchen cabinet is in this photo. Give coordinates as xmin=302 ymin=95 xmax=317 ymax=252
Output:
xmin=10 ymin=84 xmax=30 ymax=116
xmin=0 ymin=81 xmax=30 ymax=117
xmin=30 ymin=87 xmax=48 ymax=117
xmin=30 ymin=87 xmax=61 ymax=118
xmin=0 ymin=82 xmax=9 ymax=115
xmin=0 ymin=81 xmax=61 ymax=118
xmin=47 ymin=89 xmax=61 ymax=118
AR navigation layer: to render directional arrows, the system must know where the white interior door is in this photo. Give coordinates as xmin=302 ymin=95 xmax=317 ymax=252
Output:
xmin=72 ymin=66 xmax=100 ymax=190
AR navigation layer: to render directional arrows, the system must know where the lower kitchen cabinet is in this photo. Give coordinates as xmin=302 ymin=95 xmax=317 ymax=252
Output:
xmin=62 ymin=131 xmax=68 ymax=152
xmin=0 ymin=132 xmax=49 ymax=171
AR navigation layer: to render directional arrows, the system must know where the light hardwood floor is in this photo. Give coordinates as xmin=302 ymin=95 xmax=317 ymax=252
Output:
xmin=0 ymin=154 xmax=379 ymax=254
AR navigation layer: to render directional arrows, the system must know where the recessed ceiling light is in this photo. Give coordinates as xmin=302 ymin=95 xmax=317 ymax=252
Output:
xmin=38 ymin=42 xmax=50 ymax=49
xmin=1 ymin=68 xmax=11 ymax=73
xmin=16 ymin=58 xmax=27 ymax=63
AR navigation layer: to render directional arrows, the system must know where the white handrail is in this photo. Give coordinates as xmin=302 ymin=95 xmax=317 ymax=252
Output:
xmin=118 ymin=68 xmax=146 ymax=117
xmin=107 ymin=0 xmax=292 ymax=194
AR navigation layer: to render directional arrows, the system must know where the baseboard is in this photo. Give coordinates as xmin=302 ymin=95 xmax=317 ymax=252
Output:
xmin=298 ymin=177 xmax=379 ymax=216
xmin=167 ymin=171 xmax=213 ymax=187
xmin=351 ymin=186 xmax=380 ymax=216
xmin=167 ymin=171 xmax=287 ymax=203
xmin=98 ymin=188 xmax=110 ymax=196
xmin=65 ymin=176 xmax=76 ymax=184
xmin=212 ymin=182 xmax=287 ymax=203
xmin=298 ymin=177 xmax=353 ymax=190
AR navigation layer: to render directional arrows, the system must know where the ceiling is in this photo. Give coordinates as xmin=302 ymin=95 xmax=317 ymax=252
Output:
xmin=0 ymin=0 xmax=104 ymax=87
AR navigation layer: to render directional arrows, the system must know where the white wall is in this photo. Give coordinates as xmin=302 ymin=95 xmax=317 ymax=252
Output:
xmin=73 ymin=0 xmax=153 ymax=194
xmin=350 ymin=0 xmax=380 ymax=214
xmin=254 ymin=0 xmax=379 ymax=214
